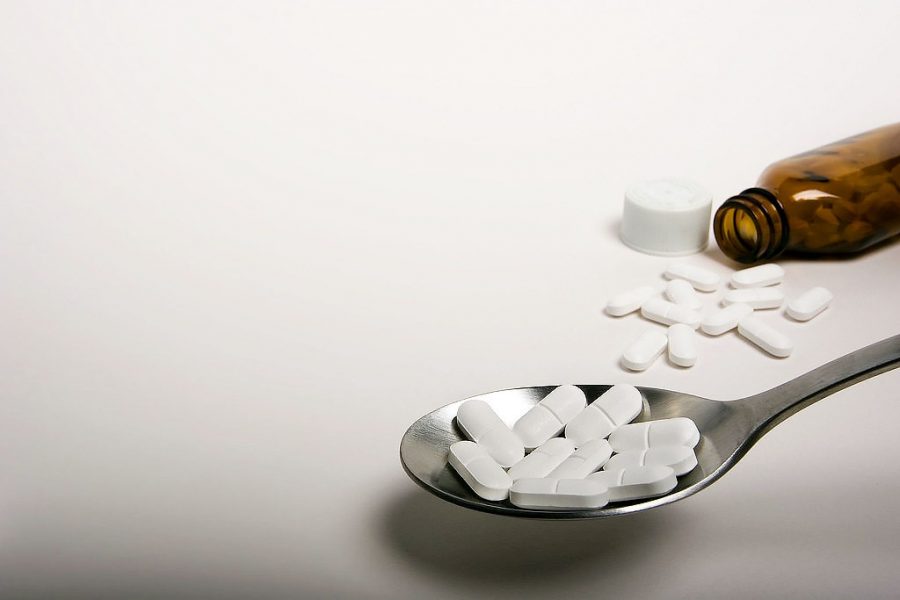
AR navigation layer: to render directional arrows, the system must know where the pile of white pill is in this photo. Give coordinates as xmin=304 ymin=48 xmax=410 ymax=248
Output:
xmin=606 ymin=263 xmax=833 ymax=371
xmin=448 ymin=384 xmax=700 ymax=509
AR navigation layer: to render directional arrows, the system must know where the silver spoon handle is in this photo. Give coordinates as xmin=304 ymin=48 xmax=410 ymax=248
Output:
xmin=738 ymin=334 xmax=900 ymax=429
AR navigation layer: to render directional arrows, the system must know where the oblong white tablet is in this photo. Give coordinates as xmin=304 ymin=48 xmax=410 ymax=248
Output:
xmin=608 ymin=417 xmax=700 ymax=452
xmin=548 ymin=439 xmax=613 ymax=479
xmin=448 ymin=441 xmax=513 ymax=501
xmin=737 ymin=315 xmax=793 ymax=358
xmin=506 ymin=437 xmax=575 ymax=481
xmin=456 ymin=400 xmax=525 ymax=467
xmin=565 ymin=385 xmax=643 ymax=446
xmin=606 ymin=285 xmax=659 ymax=317
xmin=589 ymin=466 xmax=677 ymax=502
xmin=663 ymin=264 xmax=720 ymax=292
xmin=730 ymin=263 xmax=785 ymax=288
xmin=509 ymin=478 xmax=609 ymax=509
xmin=603 ymin=445 xmax=698 ymax=476
xmin=701 ymin=302 xmax=753 ymax=336
xmin=513 ymin=385 xmax=587 ymax=450
xmin=664 ymin=279 xmax=702 ymax=310
xmin=640 ymin=297 xmax=701 ymax=329
xmin=786 ymin=287 xmax=833 ymax=322
xmin=667 ymin=323 xmax=697 ymax=367
xmin=621 ymin=329 xmax=668 ymax=371
xmin=723 ymin=287 xmax=784 ymax=309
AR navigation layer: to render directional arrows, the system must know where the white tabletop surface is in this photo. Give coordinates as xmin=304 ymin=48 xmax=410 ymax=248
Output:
xmin=2 ymin=2 xmax=899 ymax=598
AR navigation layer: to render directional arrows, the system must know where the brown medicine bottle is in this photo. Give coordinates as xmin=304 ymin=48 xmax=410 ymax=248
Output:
xmin=714 ymin=123 xmax=900 ymax=263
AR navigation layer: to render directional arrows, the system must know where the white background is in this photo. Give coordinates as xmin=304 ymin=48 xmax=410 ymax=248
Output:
xmin=2 ymin=2 xmax=899 ymax=598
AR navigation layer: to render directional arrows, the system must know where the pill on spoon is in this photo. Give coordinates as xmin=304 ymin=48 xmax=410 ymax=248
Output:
xmin=513 ymin=385 xmax=587 ymax=450
xmin=589 ymin=465 xmax=677 ymax=502
xmin=456 ymin=400 xmax=524 ymax=467
xmin=609 ymin=417 xmax=700 ymax=452
xmin=621 ymin=329 xmax=668 ymax=371
xmin=565 ymin=385 xmax=643 ymax=446
xmin=447 ymin=441 xmax=512 ymax=501
xmin=701 ymin=303 xmax=753 ymax=336
xmin=663 ymin=264 xmax=720 ymax=292
xmin=723 ymin=287 xmax=784 ymax=309
xmin=786 ymin=287 xmax=833 ymax=322
xmin=730 ymin=263 xmax=785 ymax=288
xmin=603 ymin=445 xmax=698 ymax=476
xmin=737 ymin=315 xmax=793 ymax=357
xmin=667 ymin=323 xmax=697 ymax=367
xmin=509 ymin=478 xmax=609 ymax=510
xmin=548 ymin=439 xmax=613 ymax=479
xmin=640 ymin=297 xmax=701 ymax=328
xmin=506 ymin=437 xmax=575 ymax=481
xmin=606 ymin=285 xmax=659 ymax=317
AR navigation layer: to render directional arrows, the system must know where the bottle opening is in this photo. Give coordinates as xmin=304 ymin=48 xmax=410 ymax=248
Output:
xmin=713 ymin=189 xmax=788 ymax=263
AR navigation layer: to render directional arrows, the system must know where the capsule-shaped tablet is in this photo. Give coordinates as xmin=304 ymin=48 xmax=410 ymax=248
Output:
xmin=664 ymin=279 xmax=702 ymax=310
xmin=513 ymin=385 xmax=587 ymax=450
xmin=448 ymin=441 xmax=513 ymax=501
xmin=606 ymin=285 xmax=659 ymax=317
xmin=667 ymin=323 xmax=697 ymax=367
xmin=609 ymin=417 xmax=700 ymax=452
xmin=509 ymin=478 xmax=609 ymax=510
xmin=640 ymin=297 xmax=701 ymax=328
xmin=589 ymin=465 xmax=677 ymax=502
xmin=507 ymin=437 xmax=575 ymax=481
xmin=786 ymin=287 xmax=833 ymax=322
xmin=621 ymin=329 xmax=668 ymax=371
xmin=700 ymin=302 xmax=753 ymax=336
xmin=603 ymin=445 xmax=697 ymax=476
xmin=737 ymin=315 xmax=793 ymax=358
xmin=730 ymin=263 xmax=785 ymax=288
xmin=565 ymin=385 xmax=643 ymax=446
xmin=723 ymin=287 xmax=784 ymax=310
xmin=548 ymin=439 xmax=613 ymax=479
xmin=663 ymin=264 xmax=720 ymax=292
xmin=456 ymin=400 xmax=524 ymax=467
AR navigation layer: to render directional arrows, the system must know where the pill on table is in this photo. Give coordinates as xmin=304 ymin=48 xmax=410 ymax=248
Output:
xmin=640 ymin=297 xmax=701 ymax=328
xmin=667 ymin=323 xmax=697 ymax=367
xmin=723 ymin=287 xmax=784 ymax=309
xmin=603 ymin=445 xmax=698 ymax=476
xmin=548 ymin=438 xmax=613 ymax=479
xmin=565 ymin=384 xmax=643 ymax=446
xmin=606 ymin=285 xmax=659 ymax=317
xmin=621 ymin=329 xmax=668 ymax=371
xmin=514 ymin=385 xmax=587 ymax=450
xmin=730 ymin=263 xmax=785 ymax=288
xmin=664 ymin=279 xmax=703 ymax=309
xmin=510 ymin=477 xmax=610 ymax=510
xmin=786 ymin=287 xmax=833 ymax=322
xmin=701 ymin=303 xmax=753 ymax=336
xmin=507 ymin=437 xmax=575 ymax=481
xmin=609 ymin=417 xmax=700 ymax=452
xmin=456 ymin=399 xmax=524 ymax=467
xmin=663 ymin=264 xmax=720 ymax=292
xmin=448 ymin=441 xmax=513 ymax=501
xmin=589 ymin=466 xmax=677 ymax=502
xmin=737 ymin=315 xmax=793 ymax=358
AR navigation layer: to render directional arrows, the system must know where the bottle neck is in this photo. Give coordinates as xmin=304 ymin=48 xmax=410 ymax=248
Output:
xmin=713 ymin=188 xmax=790 ymax=263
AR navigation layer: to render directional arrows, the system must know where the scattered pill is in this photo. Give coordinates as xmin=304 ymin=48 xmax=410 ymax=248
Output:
xmin=663 ymin=264 xmax=720 ymax=292
xmin=723 ymin=287 xmax=784 ymax=309
xmin=730 ymin=263 xmax=785 ymax=288
xmin=565 ymin=385 xmax=643 ymax=446
xmin=786 ymin=287 xmax=833 ymax=322
xmin=621 ymin=329 xmax=668 ymax=371
xmin=667 ymin=323 xmax=697 ymax=367
xmin=640 ymin=297 xmax=701 ymax=328
xmin=507 ymin=437 xmax=575 ymax=481
xmin=606 ymin=285 xmax=659 ymax=317
xmin=548 ymin=439 xmax=613 ymax=479
xmin=603 ymin=445 xmax=698 ymax=476
xmin=509 ymin=478 xmax=609 ymax=510
xmin=456 ymin=400 xmax=524 ymax=467
xmin=589 ymin=465 xmax=677 ymax=502
xmin=448 ymin=441 xmax=512 ymax=501
xmin=513 ymin=385 xmax=587 ymax=450
xmin=737 ymin=315 xmax=793 ymax=358
xmin=609 ymin=417 xmax=700 ymax=452
xmin=701 ymin=302 xmax=753 ymax=336
xmin=664 ymin=279 xmax=703 ymax=309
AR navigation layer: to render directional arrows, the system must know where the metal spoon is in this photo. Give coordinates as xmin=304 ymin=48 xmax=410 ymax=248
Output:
xmin=400 ymin=334 xmax=900 ymax=519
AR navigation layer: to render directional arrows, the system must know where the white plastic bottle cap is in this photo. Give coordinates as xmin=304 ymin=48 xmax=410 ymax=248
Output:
xmin=620 ymin=178 xmax=712 ymax=256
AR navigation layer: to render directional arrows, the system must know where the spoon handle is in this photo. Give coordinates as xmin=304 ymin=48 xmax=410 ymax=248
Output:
xmin=738 ymin=334 xmax=900 ymax=428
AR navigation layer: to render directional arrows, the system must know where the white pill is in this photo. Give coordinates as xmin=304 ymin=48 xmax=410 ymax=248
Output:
xmin=786 ymin=287 xmax=833 ymax=322
xmin=448 ymin=441 xmax=512 ymax=501
xmin=730 ymin=263 xmax=785 ymax=288
xmin=549 ymin=439 xmax=613 ymax=479
xmin=507 ymin=437 xmax=575 ymax=481
xmin=664 ymin=279 xmax=702 ymax=310
xmin=514 ymin=385 xmax=587 ymax=450
xmin=723 ymin=287 xmax=784 ymax=309
xmin=603 ymin=445 xmax=698 ymax=476
xmin=667 ymin=324 xmax=697 ymax=367
xmin=701 ymin=302 xmax=753 ymax=336
xmin=589 ymin=466 xmax=677 ymax=502
xmin=565 ymin=385 xmax=643 ymax=446
xmin=621 ymin=329 xmax=668 ymax=371
xmin=737 ymin=315 xmax=793 ymax=358
xmin=456 ymin=400 xmax=524 ymax=467
xmin=510 ymin=478 xmax=609 ymax=510
xmin=640 ymin=297 xmax=701 ymax=329
xmin=609 ymin=417 xmax=700 ymax=452
xmin=663 ymin=264 xmax=720 ymax=292
xmin=606 ymin=285 xmax=659 ymax=317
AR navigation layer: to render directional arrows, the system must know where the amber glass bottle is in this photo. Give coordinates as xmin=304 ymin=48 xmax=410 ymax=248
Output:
xmin=714 ymin=123 xmax=900 ymax=263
